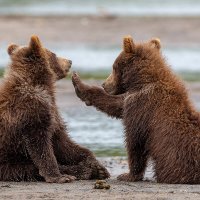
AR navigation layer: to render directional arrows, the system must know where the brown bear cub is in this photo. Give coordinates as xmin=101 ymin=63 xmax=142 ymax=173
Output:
xmin=72 ymin=35 xmax=200 ymax=184
xmin=0 ymin=36 xmax=109 ymax=183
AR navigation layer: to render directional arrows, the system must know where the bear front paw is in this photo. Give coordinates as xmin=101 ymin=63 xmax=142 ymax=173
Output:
xmin=87 ymin=159 xmax=110 ymax=179
xmin=72 ymin=72 xmax=91 ymax=105
xmin=45 ymin=174 xmax=76 ymax=183
xmin=117 ymin=173 xmax=142 ymax=182
xmin=93 ymin=163 xmax=110 ymax=179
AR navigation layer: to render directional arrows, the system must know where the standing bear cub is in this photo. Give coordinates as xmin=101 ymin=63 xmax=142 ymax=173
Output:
xmin=72 ymin=35 xmax=200 ymax=184
xmin=0 ymin=35 xmax=109 ymax=183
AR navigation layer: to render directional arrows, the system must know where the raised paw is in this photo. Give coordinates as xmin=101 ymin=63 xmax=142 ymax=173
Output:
xmin=117 ymin=173 xmax=142 ymax=182
xmin=71 ymin=72 xmax=88 ymax=98
xmin=45 ymin=174 xmax=76 ymax=183
xmin=72 ymin=72 xmax=92 ymax=105
xmin=71 ymin=72 xmax=82 ymax=90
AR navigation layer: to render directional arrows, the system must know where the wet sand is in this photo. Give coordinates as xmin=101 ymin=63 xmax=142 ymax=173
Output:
xmin=0 ymin=156 xmax=198 ymax=200
xmin=1 ymin=179 xmax=200 ymax=200
xmin=0 ymin=156 xmax=199 ymax=200
xmin=0 ymin=15 xmax=200 ymax=47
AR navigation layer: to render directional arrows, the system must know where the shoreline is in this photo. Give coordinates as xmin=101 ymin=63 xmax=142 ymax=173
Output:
xmin=1 ymin=168 xmax=200 ymax=200
xmin=0 ymin=15 xmax=200 ymax=47
xmin=0 ymin=156 xmax=199 ymax=200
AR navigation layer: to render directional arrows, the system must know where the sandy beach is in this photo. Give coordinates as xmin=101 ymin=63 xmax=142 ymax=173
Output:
xmin=1 ymin=179 xmax=200 ymax=200
xmin=0 ymin=15 xmax=200 ymax=47
xmin=0 ymin=152 xmax=200 ymax=200
xmin=0 ymin=155 xmax=200 ymax=200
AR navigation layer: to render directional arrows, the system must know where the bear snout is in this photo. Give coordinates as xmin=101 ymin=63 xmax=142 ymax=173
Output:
xmin=60 ymin=59 xmax=72 ymax=73
xmin=65 ymin=59 xmax=72 ymax=70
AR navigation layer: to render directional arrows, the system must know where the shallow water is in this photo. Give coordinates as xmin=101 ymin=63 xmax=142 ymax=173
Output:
xmin=0 ymin=0 xmax=200 ymax=16
xmin=61 ymin=98 xmax=200 ymax=157
xmin=1 ymin=45 xmax=200 ymax=72
xmin=61 ymin=106 xmax=125 ymax=156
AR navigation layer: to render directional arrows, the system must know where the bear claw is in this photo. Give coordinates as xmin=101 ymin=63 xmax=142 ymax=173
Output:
xmin=45 ymin=174 xmax=76 ymax=183
xmin=90 ymin=161 xmax=110 ymax=179
xmin=117 ymin=173 xmax=142 ymax=182
xmin=72 ymin=72 xmax=92 ymax=106
xmin=72 ymin=72 xmax=81 ymax=88
xmin=72 ymin=72 xmax=84 ymax=97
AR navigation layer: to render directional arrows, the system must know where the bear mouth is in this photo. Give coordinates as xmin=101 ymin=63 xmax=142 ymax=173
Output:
xmin=65 ymin=68 xmax=70 ymax=73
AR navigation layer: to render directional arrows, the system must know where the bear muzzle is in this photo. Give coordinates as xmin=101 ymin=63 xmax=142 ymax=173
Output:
xmin=58 ymin=58 xmax=72 ymax=72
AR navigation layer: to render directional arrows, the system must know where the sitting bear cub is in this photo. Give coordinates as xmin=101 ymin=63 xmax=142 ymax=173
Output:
xmin=72 ymin=35 xmax=200 ymax=184
xmin=0 ymin=36 xmax=109 ymax=183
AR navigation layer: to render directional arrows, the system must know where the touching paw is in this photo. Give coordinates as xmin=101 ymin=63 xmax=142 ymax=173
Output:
xmin=71 ymin=72 xmax=84 ymax=94
xmin=117 ymin=173 xmax=142 ymax=182
xmin=45 ymin=174 xmax=76 ymax=183
xmin=72 ymin=72 xmax=91 ymax=105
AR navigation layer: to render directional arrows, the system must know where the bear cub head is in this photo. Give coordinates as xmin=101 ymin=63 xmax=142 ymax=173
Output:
xmin=7 ymin=35 xmax=72 ymax=81
xmin=102 ymin=35 xmax=162 ymax=95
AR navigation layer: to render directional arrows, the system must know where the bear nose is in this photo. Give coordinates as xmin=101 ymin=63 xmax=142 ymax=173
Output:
xmin=102 ymin=82 xmax=105 ymax=88
xmin=68 ymin=60 xmax=72 ymax=65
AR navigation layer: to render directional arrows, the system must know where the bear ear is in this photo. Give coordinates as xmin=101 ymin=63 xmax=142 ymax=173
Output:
xmin=150 ymin=38 xmax=161 ymax=50
xmin=29 ymin=35 xmax=44 ymax=55
xmin=7 ymin=44 xmax=19 ymax=55
xmin=123 ymin=35 xmax=135 ymax=53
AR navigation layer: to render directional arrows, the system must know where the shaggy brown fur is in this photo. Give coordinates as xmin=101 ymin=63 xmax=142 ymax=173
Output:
xmin=72 ymin=35 xmax=200 ymax=184
xmin=0 ymin=36 xmax=109 ymax=183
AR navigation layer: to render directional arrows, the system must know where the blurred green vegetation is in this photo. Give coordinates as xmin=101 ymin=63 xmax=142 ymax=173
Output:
xmin=0 ymin=0 xmax=49 ymax=6
xmin=1 ymin=68 xmax=200 ymax=82
xmin=0 ymin=69 xmax=4 ymax=77
xmin=94 ymin=148 xmax=127 ymax=157
xmin=178 ymin=71 xmax=200 ymax=82
xmin=71 ymin=70 xmax=200 ymax=82
xmin=70 ymin=70 xmax=110 ymax=80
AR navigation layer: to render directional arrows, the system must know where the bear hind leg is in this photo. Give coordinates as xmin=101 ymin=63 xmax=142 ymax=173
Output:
xmin=59 ymin=157 xmax=110 ymax=180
